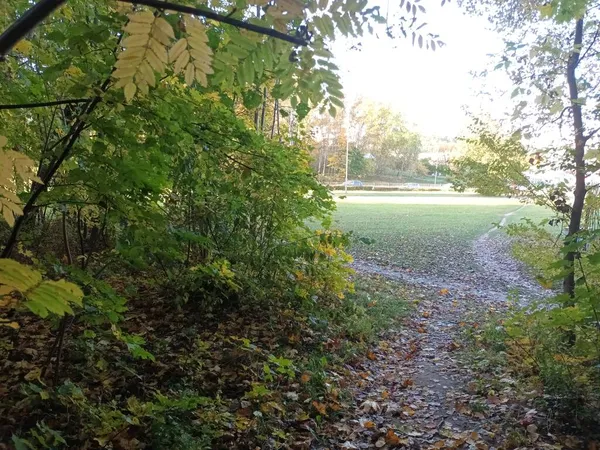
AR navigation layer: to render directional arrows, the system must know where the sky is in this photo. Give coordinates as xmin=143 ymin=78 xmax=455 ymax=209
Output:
xmin=332 ymin=1 xmax=512 ymax=139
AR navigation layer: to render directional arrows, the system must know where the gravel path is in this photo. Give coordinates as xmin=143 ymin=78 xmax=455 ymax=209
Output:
xmin=319 ymin=210 xmax=551 ymax=449
xmin=351 ymin=208 xmax=547 ymax=304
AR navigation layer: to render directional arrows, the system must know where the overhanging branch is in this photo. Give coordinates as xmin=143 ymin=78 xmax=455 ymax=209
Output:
xmin=0 ymin=98 xmax=91 ymax=110
xmin=0 ymin=0 xmax=66 ymax=61
xmin=0 ymin=0 xmax=307 ymax=61
xmin=120 ymin=0 xmax=307 ymax=46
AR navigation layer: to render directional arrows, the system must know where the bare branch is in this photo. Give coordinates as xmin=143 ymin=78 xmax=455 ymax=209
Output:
xmin=0 ymin=98 xmax=91 ymax=110
xmin=585 ymin=126 xmax=600 ymax=142
xmin=0 ymin=0 xmax=65 ymax=61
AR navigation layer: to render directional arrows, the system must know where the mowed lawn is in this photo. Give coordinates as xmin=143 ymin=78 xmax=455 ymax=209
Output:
xmin=332 ymin=192 xmax=549 ymax=275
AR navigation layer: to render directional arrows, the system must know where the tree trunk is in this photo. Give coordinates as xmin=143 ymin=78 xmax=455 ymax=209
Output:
xmin=564 ymin=17 xmax=586 ymax=300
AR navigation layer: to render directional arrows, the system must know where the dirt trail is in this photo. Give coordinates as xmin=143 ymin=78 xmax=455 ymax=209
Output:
xmin=318 ymin=210 xmax=550 ymax=449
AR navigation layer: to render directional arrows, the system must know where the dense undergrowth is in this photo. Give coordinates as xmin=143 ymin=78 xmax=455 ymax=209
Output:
xmin=1 ymin=268 xmax=410 ymax=449
xmin=0 ymin=1 xmax=396 ymax=445
xmin=0 ymin=4 xmax=419 ymax=442
xmin=0 ymin=83 xmax=384 ymax=447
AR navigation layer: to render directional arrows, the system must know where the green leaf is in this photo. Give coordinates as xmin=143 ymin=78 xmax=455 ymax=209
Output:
xmin=0 ymin=259 xmax=83 ymax=318
xmin=0 ymin=259 xmax=43 ymax=292
xmin=12 ymin=436 xmax=34 ymax=450
xmin=243 ymin=90 xmax=263 ymax=109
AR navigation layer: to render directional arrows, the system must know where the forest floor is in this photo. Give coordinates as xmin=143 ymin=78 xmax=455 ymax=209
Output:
xmin=318 ymin=198 xmax=585 ymax=449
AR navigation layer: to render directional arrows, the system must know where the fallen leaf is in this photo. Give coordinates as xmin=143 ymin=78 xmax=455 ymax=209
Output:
xmin=360 ymin=399 xmax=380 ymax=413
xmin=402 ymin=405 xmax=415 ymax=416
xmin=385 ymin=429 xmax=408 ymax=446
xmin=362 ymin=420 xmax=376 ymax=429
xmin=312 ymin=400 xmax=327 ymax=415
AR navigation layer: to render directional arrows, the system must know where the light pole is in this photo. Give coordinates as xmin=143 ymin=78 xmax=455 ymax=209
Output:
xmin=344 ymin=130 xmax=349 ymax=193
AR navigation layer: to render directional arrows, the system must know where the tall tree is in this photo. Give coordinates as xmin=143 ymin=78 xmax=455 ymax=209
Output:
xmin=460 ymin=0 xmax=600 ymax=298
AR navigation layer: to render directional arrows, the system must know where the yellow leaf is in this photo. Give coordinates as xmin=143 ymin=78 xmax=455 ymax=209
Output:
xmin=114 ymin=76 xmax=133 ymax=89
xmin=3 ymin=200 xmax=23 ymax=216
xmin=2 ymin=321 xmax=20 ymax=329
xmin=149 ymin=38 xmax=168 ymax=63
xmin=137 ymin=80 xmax=149 ymax=96
xmin=139 ymin=60 xmax=156 ymax=87
xmin=128 ymin=10 xmax=155 ymax=24
xmin=174 ymin=49 xmax=190 ymax=74
xmin=169 ymin=38 xmax=188 ymax=63
xmin=184 ymin=63 xmax=195 ymax=85
xmin=13 ymin=39 xmax=33 ymax=55
xmin=124 ymin=21 xmax=152 ymax=35
xmin=195 ymin=70 xmax=208 ymax=87
xmin=190 ymin=47 xmax=212 ymax=61
xmin=122 ymin=33 xmax=150 ymax=47
xmin=0 ymin=187 xmax=21 ymax=205
xmin=154 ymin=17 xmax=175 ymax=39
xmin=151 ymin=27 xmax=173 ymax=46
xmin=113 ymin=66 xmax=138 ymax=79
xmin=187 ymin=34 xmax=209 ymax=49
xmin=146 ymin=49 xmax=165 ymax=73
xmin=185 ymin=17 xmax=207 ymax=35
xmin=124 ymin=82 xmax=137 ymax=102
xmin=439 ymin=288 xmax=449 ymax=295
xmin=2 ymin=205 xmax=15 ymax=226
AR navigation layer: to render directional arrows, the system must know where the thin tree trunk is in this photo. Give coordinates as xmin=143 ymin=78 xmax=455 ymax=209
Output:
xmin=270 ymin=99 xmax=278 ymax=139
xmin=1 ymin=41 xmax=118 ymax=258
xmin=260 ymin=88 xmax=267 ymax=133
xmin=564 ymin=17 xmax=586 ymax=300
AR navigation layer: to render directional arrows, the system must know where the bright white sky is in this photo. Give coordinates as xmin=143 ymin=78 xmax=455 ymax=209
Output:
xmin=332 ymin=1 xmax=512 ymax=139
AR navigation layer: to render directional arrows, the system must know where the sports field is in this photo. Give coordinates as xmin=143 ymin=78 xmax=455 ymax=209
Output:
xmin=333 ymin=192 xmax=549 ymax=274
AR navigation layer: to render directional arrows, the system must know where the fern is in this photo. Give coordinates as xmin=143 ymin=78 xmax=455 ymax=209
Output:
xmin=0 ymin=136 xmax=42 ymax=227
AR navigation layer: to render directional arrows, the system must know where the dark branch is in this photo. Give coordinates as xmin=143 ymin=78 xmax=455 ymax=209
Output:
xmin=0 ymin=98 xmax=91 ymax=110
xmin=0 ymin=0 xmax=306 ymax=62
xmin=119 ymin=0 xmax=307 ymax=46
xmin=584 ymin=126 xmax=600 ymax=142
xmin=0 ymin=0 xmax=66 ymax=61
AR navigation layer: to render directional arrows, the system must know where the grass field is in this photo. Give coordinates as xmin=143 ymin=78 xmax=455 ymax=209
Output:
xmin=333 ymin=192 xmax=550 ymax=275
